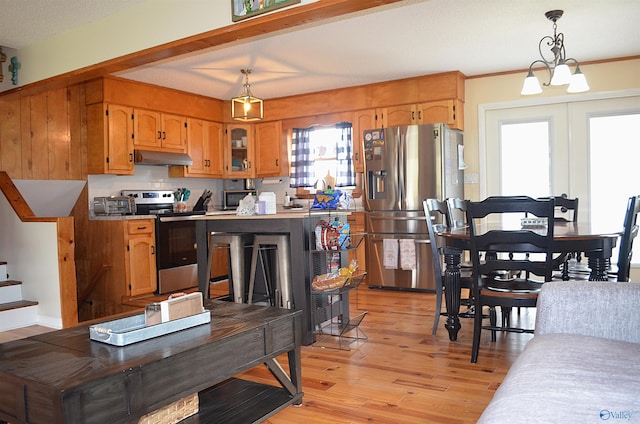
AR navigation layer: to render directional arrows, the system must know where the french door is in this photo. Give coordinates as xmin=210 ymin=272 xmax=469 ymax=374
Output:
xmin=483 ymin=95 xmax=640 ymax=267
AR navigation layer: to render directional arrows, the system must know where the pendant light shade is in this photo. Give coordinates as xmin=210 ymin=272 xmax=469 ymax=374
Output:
xmin=567 ymin=66 xmax=590 ymax=93
xmin=521 ymin=70 xmax=543 ymax=95
xmin=231 ymin=69 xmax=263 ymax=121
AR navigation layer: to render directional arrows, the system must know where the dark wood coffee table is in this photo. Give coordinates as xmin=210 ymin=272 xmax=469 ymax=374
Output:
xmin=0 ymin=300 xmax=302 ymax=423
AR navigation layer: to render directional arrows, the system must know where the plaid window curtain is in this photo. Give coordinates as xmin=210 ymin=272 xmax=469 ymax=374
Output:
xmin=335 ymin=122 xmax=355 ymax=187
xmin=289 ymin=127 xmax=313 ymax=188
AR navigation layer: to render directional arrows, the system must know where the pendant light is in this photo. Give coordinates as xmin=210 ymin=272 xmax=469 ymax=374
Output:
xmin=521 ymin=10 xmax=589 ymax=95
xmin=231 ymin=69 xmax=263 ymax=121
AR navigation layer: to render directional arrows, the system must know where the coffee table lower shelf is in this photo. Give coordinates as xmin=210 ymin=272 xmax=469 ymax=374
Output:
xmin=182 ymin=378 xmax=303 ymax=424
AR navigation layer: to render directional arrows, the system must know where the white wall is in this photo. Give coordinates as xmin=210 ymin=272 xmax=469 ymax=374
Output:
xmin=0 ymin=194 xmax=62 ymax=329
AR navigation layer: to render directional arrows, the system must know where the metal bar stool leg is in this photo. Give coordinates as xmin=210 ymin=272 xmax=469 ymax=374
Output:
xmin=209 ymin=233 xmax=249 ymax=304
xmin=247 ymin=234 xmax=293 ymax=309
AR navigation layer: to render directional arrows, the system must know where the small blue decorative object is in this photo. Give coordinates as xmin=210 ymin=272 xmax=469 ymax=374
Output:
xmin=311 ymin=190 xmax=342 ymax=210
xmin=9 ymin=57 xmax=20 ymax=85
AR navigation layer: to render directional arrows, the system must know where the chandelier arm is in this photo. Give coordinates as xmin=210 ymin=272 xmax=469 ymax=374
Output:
xmin=538 ymin=35 xmax=559 ymax=65
xmin=528 ymin=59 xmax=553 ymax=87
xmin=563 ymin=57 xmax=580 ymax=67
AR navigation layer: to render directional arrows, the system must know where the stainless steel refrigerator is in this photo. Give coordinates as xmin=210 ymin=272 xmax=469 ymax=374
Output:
xmin=363 ymin=123 xmax=464 ymax=291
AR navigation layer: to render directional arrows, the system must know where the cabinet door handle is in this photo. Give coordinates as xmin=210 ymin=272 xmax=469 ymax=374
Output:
xmin=355 ymin=152 xmax=359 ymax=161
xmin=275 ymin=159 xmax=278 ymax=166
xmin=137 ymin=226 xmax=147 ymax=230
xmin=157 ymin=131 xmax=162 ymax=140
xmin=162 ymin=131 xmax=166 ymax=140
xmin=151 ymin=246 xmax=155 ymax=255
xmin=412 ymin=111 xmax=415 ymax=121
xmin=129 ymin=153 xmax=133 ymax=163
xmin=418 ymin=111 xmax=422 ymax=120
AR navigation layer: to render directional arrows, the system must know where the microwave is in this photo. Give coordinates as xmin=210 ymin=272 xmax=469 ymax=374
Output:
xmin=93 ymin=196 xmax=136 ymax=215
xmin=223 ymin=190 xmax=257 ymax=210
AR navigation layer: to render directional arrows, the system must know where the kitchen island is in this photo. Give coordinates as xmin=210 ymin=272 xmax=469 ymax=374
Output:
xmin=194 ymin=209 xmax=353 ymax=346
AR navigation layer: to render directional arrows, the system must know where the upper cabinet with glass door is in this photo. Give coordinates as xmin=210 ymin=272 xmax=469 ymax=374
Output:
xmin=225 ymin=124 xmax=254 ymax=178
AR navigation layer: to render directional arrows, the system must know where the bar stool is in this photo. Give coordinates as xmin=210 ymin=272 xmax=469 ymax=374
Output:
xmin=207 ymin=232 xmax=252 ymax=303
xmin=247 ymin=234 xmax=293 ymax=309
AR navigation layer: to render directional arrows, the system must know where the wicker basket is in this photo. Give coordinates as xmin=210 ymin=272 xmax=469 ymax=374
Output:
xmin=138 ymin=393 xmax=199 ymax=424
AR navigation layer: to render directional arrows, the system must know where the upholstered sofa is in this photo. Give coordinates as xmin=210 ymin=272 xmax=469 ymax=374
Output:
xmin=478 ymin=281 xmax=640 ymax=423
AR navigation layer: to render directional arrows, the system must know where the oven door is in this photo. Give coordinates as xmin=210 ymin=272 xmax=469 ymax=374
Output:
xmin=156 ymin=217 xmax=199 ymax=294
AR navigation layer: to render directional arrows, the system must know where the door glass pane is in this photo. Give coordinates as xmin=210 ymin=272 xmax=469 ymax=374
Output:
xmin=589 ymin=113 xmax=640 ymax=265
xmin=500 ymin=121 xmax=550 ymax=197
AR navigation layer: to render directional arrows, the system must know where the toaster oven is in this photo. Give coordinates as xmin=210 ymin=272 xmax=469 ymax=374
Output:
xmin=93 ymin=196 xmax=136 ymax=215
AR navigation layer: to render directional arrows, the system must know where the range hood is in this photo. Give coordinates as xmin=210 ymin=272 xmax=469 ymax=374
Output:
xmin=134 ymin=149 xmax=193 ymax=166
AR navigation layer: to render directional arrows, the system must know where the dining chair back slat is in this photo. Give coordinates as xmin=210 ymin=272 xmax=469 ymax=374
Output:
xmin=615 ymin=195 xmax=640 ymax=282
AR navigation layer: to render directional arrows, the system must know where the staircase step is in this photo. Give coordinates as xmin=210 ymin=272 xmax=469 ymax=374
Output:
xmin=0 ymin=280 xmax=24 ymax=303
xmin=0 ymin=262 xmax=8 ymax=281
xmin=0 ymin=300 xmax=39 ymax=331
xmin=0 ymin=300 xmax=39 ymax=312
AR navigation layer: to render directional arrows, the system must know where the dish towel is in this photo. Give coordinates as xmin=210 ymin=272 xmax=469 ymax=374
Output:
xmin=399 ymin=239 xmax=416 ymax=270
xmin=383 ymin=239 xmax=398 ymax=269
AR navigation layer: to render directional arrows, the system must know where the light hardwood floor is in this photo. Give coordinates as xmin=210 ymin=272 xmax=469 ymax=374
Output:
xmin=0 ymin=283 xmax=534 ymax=423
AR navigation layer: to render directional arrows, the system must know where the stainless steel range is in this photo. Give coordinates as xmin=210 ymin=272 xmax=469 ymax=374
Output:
xmin=122 ymin=189 xmax=205 ymax=294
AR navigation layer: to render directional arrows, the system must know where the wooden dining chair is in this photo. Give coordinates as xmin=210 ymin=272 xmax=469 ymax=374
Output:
xmin=446 ymin=197 xmax=474 ymax=270
xmin=609 ymin=195 xmax=640 ymax=282
xmin=423 ymin=198 xmax=473 ymax=335
xmin=552 ymin=194 xmax=579 ymax=222
xmin=466 ymin=196 xmax=555 ymax=363
xmin=446 ymin=197 xmax=468 ymax=229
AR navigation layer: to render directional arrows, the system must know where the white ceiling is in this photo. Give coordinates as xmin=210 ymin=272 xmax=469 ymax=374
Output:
xmin=2 ymin=0 xmax=640 ymax=100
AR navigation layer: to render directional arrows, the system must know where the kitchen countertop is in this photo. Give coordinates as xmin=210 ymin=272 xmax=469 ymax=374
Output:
xmin=89 ymin=214 xmax=156 ymax=221
xmin=89 ymin=207 xmax=363 ymax=221
xmin=197 ymin=206 xmax=357 ymax=220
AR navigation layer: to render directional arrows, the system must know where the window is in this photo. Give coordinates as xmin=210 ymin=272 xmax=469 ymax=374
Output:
xmin=290 ymin=123 xmax=355 ymax=189
xmin=500 ymin=121 xmax=550 ymax=198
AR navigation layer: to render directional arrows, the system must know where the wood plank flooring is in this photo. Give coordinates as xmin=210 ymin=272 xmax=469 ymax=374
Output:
xmin=0 ymin=282 xmax=534 ymax=423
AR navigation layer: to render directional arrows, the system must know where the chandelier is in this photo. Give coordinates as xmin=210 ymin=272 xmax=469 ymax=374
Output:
xmin=231 ymin=69 xmax=264 ymax=121
xmin=521 ymin=10 xmax=589 ymax=95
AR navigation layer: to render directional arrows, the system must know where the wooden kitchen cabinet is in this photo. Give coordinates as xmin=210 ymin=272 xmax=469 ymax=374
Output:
xmin=224 ymin=122 xmax=285 ymax=179
xmin=225 ymin=124 xmax=254 ymax=178
xmin=125 ymin=219 xmax=157 ymax=297
xmin=87 ymin=103 xmax=135 ymax=175
xmin=352 ymin=109 xmax=379 ymax=173
xmin=87 ymin=218 xmax=157 ymax=318
xmin=134 ymin=109 xmax=187 ymax=152
xmin=169 ymin=118 xmax=224 ymax=178
xmin=254 ymin=120 xmax=283 ymax=177
xmin=381 ymin=99 xmax=463 ymax=130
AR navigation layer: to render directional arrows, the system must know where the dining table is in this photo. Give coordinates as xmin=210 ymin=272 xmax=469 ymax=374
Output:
xmin=438 ymin=220 xmax=623 ymax=341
